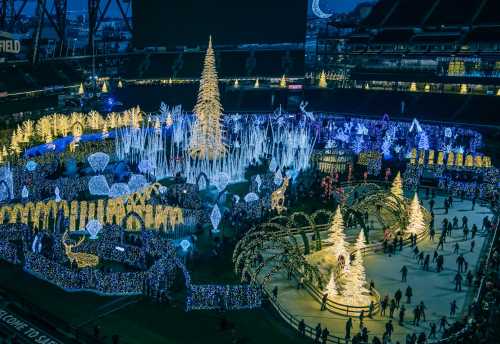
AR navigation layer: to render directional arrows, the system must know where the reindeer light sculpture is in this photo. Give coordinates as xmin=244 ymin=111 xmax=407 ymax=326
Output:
xmin=62 ymin=231 xmax=99 ymax=268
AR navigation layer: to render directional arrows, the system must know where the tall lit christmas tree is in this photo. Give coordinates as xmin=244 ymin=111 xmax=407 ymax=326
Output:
xmin=406 ymin=193 xmax=426 ymax=236
xmin=328 ymin=206 xmax=349 ymax=271
xmin=324 ymin=270 xmax=338 ymax=296
xmin=342 ymin=230 xmax=370 ymax=305
xmin=189 ymin=36 xmax=226 ymax=159
xmin=390 ymin=171 xmax=404 ymax=200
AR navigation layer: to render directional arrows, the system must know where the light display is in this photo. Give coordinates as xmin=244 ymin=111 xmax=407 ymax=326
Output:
xmin=85 ymin=220 xmax=102 ymax=240
xmin=406 ymin=193 xmax=426 ymax=237
xmin=78 ymin=83 xmax=84 ymax=95
xmin=244 ymin=192 xmax=259 ymax=203
xmin=62 ymin=231 xmax=99 ymax=268
xmin=318 ymin=70 xmax=327 ymax=88
xmin=101 ymin=81 xmax=108 ymax=93
xmin=189 ymin=37 xmax=226 ymax=160
xmin=271 ymin=177 xmax=289 ymax=214
xmin=210 ymin=204 xmax=222 ymax=233
xmin=390 ymin=171 xmax=404 ymax=201
xmin=342 ymin=230 xmax=369 ymax=305
xmin=87 ymin=152 xmax=110 ymax=173
xmin=327 ymin=206 xmax=348 ymax=274
xmin=279 ymin=75 xmax=287 ymax=88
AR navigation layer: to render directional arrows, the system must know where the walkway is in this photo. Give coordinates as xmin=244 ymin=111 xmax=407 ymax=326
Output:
xmin=261 ymin=195 xmax=493 ymax=343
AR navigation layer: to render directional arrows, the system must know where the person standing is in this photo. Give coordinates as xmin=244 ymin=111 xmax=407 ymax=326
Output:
xmin=345 ymin=317 xmax=353 ymax=340
xmin=423 ymin=254 xmax=430 ymax=271
xmin=298 ymin=319 xmax=306 ymax=337
xmin=429 ymin=199 xmax=435 ymax=212
xmin=438 ymin=316 xmax=449 ymax=332
xmin=314 ymin=323 xmax=322 ymax=344
xmin=470 ymin=240 xmax=475 ymax=252
xmin=450 ymin=300 xmax=457 ymax=317
xmin=405 ymin=286 xmax=413 ymax=304
xmin=453 ymin=242 xmax=459 ymax=254
xmin=456 ymin=254 xmax=465 ymax=272
xmin=436 ymin=254 xmax=444 ymax=272
xmin=321 ymin=327 xmax=329 ymax=344
xmin=395 ymin=289 xmax=402 ymax=307
xmin=401 ymin=265 xmax=408 ymax=282
xmin=359 ymin=310 xmax=365 ymax=329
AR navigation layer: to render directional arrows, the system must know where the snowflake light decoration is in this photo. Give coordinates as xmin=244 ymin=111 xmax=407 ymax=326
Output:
xmin=210 ymin=205 xmax=222 ymax=234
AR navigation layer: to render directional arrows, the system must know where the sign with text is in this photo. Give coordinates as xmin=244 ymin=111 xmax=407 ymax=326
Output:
xmin=0 ymin=308 xmax=62 ymax=344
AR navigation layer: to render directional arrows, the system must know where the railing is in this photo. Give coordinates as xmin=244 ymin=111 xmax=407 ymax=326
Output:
xmin=263 ymin=287 xmax=347 ymax=344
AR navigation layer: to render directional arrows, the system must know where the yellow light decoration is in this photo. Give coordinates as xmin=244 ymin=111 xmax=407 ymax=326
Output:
xmin=254 ymin=79 xmax=260 ymax=88
xmin=406 ymin=193 xmax=426 ymax=237
xmin=62 ymin=231 xmax=99 ymax=268
xmin=418 ymin=150 xmax=425 ymax=165
xmin=460 ymin=84 xmax=467 ymax=94
xmin=410 ymin=148 xmax=417 ymax=165
xmin=78 ymin=83 xmax=84 ymax=95
xmin=424 ymin=84 xmax=430 ymax=92
xmin=189 ymin=36 xmax=226 ymax=160
xmin=465 ymin=154 xmax=474 ymax=167
xmin=2 ymin=146 xmax=7 ymax=157
xmin=437 ymin=151 xmax=444 ymax=165
xmin=447 ymin=152 xmax=455 ymax=166
xmin=474 ymin=155 xmax=482 ymax=168
xmin=483 ymin=156 xmax=491 ymax=167
xmin=409 ymin=82 xmax=417 ymax=92
xmin=101 ymin=81 xmax=108 ymax=93
xmin=279 ymin=75 xmax=287 ymax=88
xmin=271 ymin=177 xmax=289 ymax=214
xmin=428 ymin=150 xmax=434 ymax=165
xmin=456 ymin=152 xmax=463 ymax=167
xmin=496 ymin=89 xmax=500 ymax=96
xmin=318 ymin=70 xmax=327 ymax=88
xmin=390 ymin=171 xmax=404 ymax=200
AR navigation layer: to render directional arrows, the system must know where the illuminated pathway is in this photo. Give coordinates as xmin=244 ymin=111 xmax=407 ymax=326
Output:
xmin=260 ymin=195 xmax=493 ymax=343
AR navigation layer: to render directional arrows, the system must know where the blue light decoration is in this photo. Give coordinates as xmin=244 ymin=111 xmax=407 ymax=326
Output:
xmin=186 ymin=284 xmax=262 ymax=311
xmin=180 ymin=239 xmax=191 ymax=252
xmin=418 ymin=132 xmax=430 ymax=150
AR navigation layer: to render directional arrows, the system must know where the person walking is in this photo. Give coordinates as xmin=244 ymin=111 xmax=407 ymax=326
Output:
xmin=423 ymin=254 xmax=430 ymax=271
xmin=450 ymin=300 xmax=457 ymax=317
xmin=454 ymin=272 xmax=463 ymax=292
xmin=437 ymin=235 xmax=445 ymax=250
xmin=385 ymin=320 xmax=394 ymax=338
xmin=320 ymin=293 xmax=328 ymax=311
xmin=453 ymin=242 xmax=459 ymax=254
xmin=389 ymin=299 xmax=396 ymax=318
xmin=419 ymin=301 xmax=426 ymax=322
xmin=413 ymin=306 xmax=421 ymax=326
xmin=429 ymin=322 xmax=437 ymax=339
xmin=436 ymin=254 xmax=444 ymax=272
xmin=405 ymin=286 xmax=413 ymax=304
xmin=395 ymin=289 xmax=402 ymax=307
xmin=463 ymin=225 xmax=469 ymax=240
xmin=399 ymin=305 xmax=406 ymax=325
xmin=359 ymin=310 xmax=365 ymax=329
xmin=438 ymin=316 xmax=449 ymax=332
xmin=401 ymin=265 xmax=408 ymax=282
xmin=470 ymin=240 xmax=475 ymax=252
xmin=369 ymin=301 xmax=375 ymax=318
xmin=429 ymin=199 xmax=435 ymax=212
xmin=432 ymin=250 xmax=438 ymax=263
xmin=381 ymin=296 xmax=388 ymax=316
xmin=456 ymin=254 xmax=465 ymax=272
xmin=471 ymin=224 xmax=478 ymax=239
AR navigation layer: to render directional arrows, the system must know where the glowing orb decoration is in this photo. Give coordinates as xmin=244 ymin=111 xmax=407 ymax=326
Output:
xmin=180 ymin=239 xmax=191 ymax=251
xmin=86 ymin=220 xmax=102 ymax=240
xmin=128 ymin=174 xmax=148 ymax=192
xmin=109 ymin=183 xmax=131 ymax=198
xmin=210 ymin=204 xmax=222 ymax=233
xmin=89 ymin=175 xmax=110 ymax=196
xmin=87 ymin=152 xmax=110 ymax=173
xmin=244 ymin=192 xmax=259 ymax=203
xmin=159 ymin=186 xmax=168 ymax=194
xmin=25 ymin=160 xmax=38 ymax=172
xmin=212 ymin=172 xmax=230 ymax=192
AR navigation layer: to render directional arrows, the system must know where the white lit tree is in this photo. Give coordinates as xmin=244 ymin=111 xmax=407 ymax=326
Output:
xmin=324 ymin=270 xmax=338 ymax=296
xmin=342 ymin=230 xmax=370 ymax=305
xmin=328 ymin=206 xmax=349 ymax=271
xmin=406 ymin=193 xmax=426 ymax=237
xmin=189 ymin=36 xmax=226 ymax=159
xmin=390 ymin=171 xmax=404 ymax=200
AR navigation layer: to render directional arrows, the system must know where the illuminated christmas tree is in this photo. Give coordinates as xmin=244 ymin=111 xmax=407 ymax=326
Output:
xmin=390 ymin=171 xmax=404 ymax=200
xmin=189 ymin=36 xmax=226 ymax=159
xmin=101 ymin=81 xmax=108 ymax=93
xmin=78 ymin=83 xmax=84 ymax=95
xmin=318 ymin=70 xmax=327 ymax=88
xmin=406 ymin=193 xmax=426 ymax=236
xmin=328 ymin=206 xmax=349 ymax=270
xmin=342 ymin=230 xmax=370 ymax=305
xmin=254 ymin=78 xmax=260 ymax=88
xmin=324 ymin=270 xmax=338 ymax=296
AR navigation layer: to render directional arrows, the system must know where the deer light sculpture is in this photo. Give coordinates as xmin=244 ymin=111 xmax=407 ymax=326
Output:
xmin=62 ymin=231 xmax=99 ymax=268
